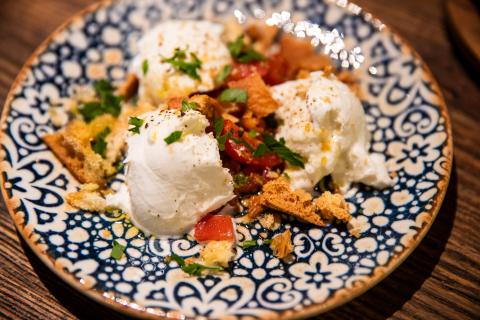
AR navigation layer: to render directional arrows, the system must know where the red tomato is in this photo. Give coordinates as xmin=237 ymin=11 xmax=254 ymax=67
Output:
xmin=264 ymin=53 xmax=290 ymax=85
xmin=194 ymin=214 xmax=235 ymax=242
xmin=228 ymin=61 xmax=269 ymax=81
xmin=222 ymin=119 xmax=282 ymax=168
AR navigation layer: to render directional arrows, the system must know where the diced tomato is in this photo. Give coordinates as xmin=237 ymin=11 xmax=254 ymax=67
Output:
xmin=228 ymin=61 xmax=269 ymax=82
xmin=264 ymin=53 xmax=290 ymax=85
xmin=222 ymin=119 xmax=282 ymax=168
xmin=194 ymin=214 xmax=235 ymax=242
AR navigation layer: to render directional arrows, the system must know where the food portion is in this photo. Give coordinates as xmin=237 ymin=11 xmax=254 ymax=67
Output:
xmin=106 ymin=109 xmax=234 ymax=236
xmin=272 ymin=72 xmax=393 ymax=192
xmin=44 ymin=19 xmax=394 ymax=275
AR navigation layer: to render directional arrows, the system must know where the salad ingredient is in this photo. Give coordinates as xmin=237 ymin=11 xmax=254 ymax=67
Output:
xmin=111 ymin=240 xmax=125 ymax=260
xmin=270 ymin=229 xmax=293 ymax=259
xmin=170 ymin=254 xmax=224 ymax=276
xmin=199 ymin=241 xmax=235 ymax=267
xmin=194 ymin=214 xmax=235 ymax=242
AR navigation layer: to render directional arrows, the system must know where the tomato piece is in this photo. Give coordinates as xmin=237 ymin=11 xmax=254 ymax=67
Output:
xmin=228 ymin=61 xmax=269 ymax=81
xmin=264 ymin=53 xmax=290 ymax=85
xmin=194 ymin=214 xmax=235 ymax=242
xmin=221 ymin=119 xmax=282 ymax=168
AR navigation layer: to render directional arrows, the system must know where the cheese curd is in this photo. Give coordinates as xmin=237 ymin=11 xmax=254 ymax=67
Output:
xmin=107 ymin=110 xmax=234 ymax=237
xmin=131 ymin=20 xmax=232 ymax=105
xmin=272 ymin=72 xmax=393 ymax=192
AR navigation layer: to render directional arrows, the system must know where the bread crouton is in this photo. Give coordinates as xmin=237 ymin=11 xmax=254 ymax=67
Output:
xmin=66 ymin=183 xmax=107 ymax=212
xmin=270 ymin=229 xmax=293 ymax=259
xmin=314 ymin=191 xmax=351 ymax=223
xmin=189 ymin=94 xmax=223 ymax=120
xmin=246 ymin=23 xmax=278 ymax=54
xmin=228 ymin=73 xmax=278 ymax=118
xmin=116 ymin=73 xmax=138 ymax=100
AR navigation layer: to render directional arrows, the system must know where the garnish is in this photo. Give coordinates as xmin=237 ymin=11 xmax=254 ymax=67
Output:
xmin=170 ymin=253 xmax=224 ymax=276
xmin=263 ymin=134 xmax=305 ymax=168
xmin=263 ymin=239 xmax=272 ymax=245
xmin=227 ymin=35 xmax=265 ymax=63
xmin=164 ymin=130 xmax=183 ymax=145
xmin=248 ymin=129 xmax=257 ymax=138
xmin=253 ymin=143 xmax=268 ymax=158
xmin=110 ymin=240 xmax=125 ymax=260
xmin=233 ymin=173 xmax=250 ymax=189
xmin=91 ymin=127 xmax=111 ymax=158
xmin=142 ymin=59 xmax=149 ymax=75
xmin=215 ymin=65 xmax=232 ymax=85
xmin=181 ymin=100 xmax=198 ymax=113
xmin=219 ymin=88 xmax=247 ymax=103
xmin=214 ymin=117 xmax=232 ymax=151
xmin=240 ymin=240 xmax=257 ymax=250
xmin=130 ymin=95 xmax=139 ymax=107
xmin=79 ymin=79 xmax=122 ymax=122
xmin=128 ymin=116 xmax=144 ymax=134
xmin=282 ymin=172 xmax=291 ymax=180
xmin=116 ymin=162 xmax=124 ymax=172
xmin=163 ymin=48 xmax=202 ymax=80
xmin=231 ymin=136 xmax=255 ymax=152
xmin=214 ymin=117 xmax=224 ymax=137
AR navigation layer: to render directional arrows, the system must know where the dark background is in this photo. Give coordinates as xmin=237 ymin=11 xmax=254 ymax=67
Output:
xmin=0 ymin=0 xmax=479 ymax=319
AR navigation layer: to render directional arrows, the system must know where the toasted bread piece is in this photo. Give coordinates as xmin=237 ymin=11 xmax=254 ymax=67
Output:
xmin=189 ymin=94 xmax=223 ymax=120
xmin=116 ymin=73 xmax=139 ymax=101
xmin=66 ymin=183 xmax=107 ymax=212
xmin=246 ymin=22 xmax=278 ymax=54
xmin=228 ymin=73 xmax=278 ymax=118
xmin=314 ymin=191 xmax=351 ymax=223
xmin=270 ymin=229 xmax=293 ymax=259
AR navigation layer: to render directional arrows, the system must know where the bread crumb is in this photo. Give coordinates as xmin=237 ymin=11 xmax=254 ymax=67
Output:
xmin=66 ymin=183 xmax=106 ymax=212
xmin=314 ymin=191 xmax=351 ymax=223
xmin=258 ymin=213 xmax=281 ymax=230
xmin=200 ymin=241 xmax=235 ymax=267
xmin=270 ymin=229 xmax=293 ymax=259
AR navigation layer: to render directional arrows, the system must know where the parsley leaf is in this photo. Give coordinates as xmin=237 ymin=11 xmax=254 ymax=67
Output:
xmin=110 ymin=240 xmax=125 ymax=260
xmin=215 ymin=65 xmax=232 ymax=85
xmin=227 ymin=35 xmax=265 ymax=63
xmin=79 ymin=79 xmax=122 ymax=122
xmin=216 ymin=131 xmax=232 ymax=151
xmin=163 ymin=48 xmax=202 ymax=80
xmin=116 ymin=162 xmax=124 ymax=172
xmin=170 ymin=254 xmax=224 ymax=276
xmin=231 ymin=136 xmax=255 ymax=152
xmin=219 ymin=88 xmax=247 ymax=103
xmin=128 ymin=116 xmax=144 ymax=134
xmin=248 ymin=129 xmax=257 ymax=138
xmin=263 ymin=239 xmax=272 ymax=245
xmin=181 ymin=100 xmax=198 ymax=113
xmin=253 ymin=143 xmax=268 ymax=158
xmin=233 ymin=173 xmax=250 ymax=189
xmin=91 ymin=127 xmax=111 ymax=158
xmin=164 ymin=130 xmax=183 ymax=145
xmin=240 ymin=240 xmax=257 ymax=250
xmin=214 ymin=117 xmax=224 ymax=137
xmin=142 ymin=59 xmax=149 ymax=75
xmin=263 ymin=134 xmax=305 ymax=168
xmin=94 ymin=79 xmax=114 ymax=93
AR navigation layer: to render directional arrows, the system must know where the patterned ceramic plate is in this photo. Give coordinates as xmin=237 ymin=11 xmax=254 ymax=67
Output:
xmin=0 ymin=0 xmax=452 ymax=319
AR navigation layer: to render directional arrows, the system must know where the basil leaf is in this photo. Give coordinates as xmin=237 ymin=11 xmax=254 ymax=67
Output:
xmin=128 ymin=116 xmax=144 ymax=134
xmin=181 ymin=100 xmax=198 ymax=113
xmin=164 ymin=130 xmax=182 ymax=145
xmin=263 ymin=134 xmax=305 ymax=168
xmin=215 ymin=65 xmax=232 ymax=85
xmin=110 ymin=240 xmax=125 ymax=260
xmin=219 ymin=88 xmax=247 ymax=103
xmin=91 ymin=127 xmax=111 ymax=158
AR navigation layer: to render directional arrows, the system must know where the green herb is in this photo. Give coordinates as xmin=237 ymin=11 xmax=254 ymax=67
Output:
xmin=130 ymin=95 xmax=139 ymax=107
xmin=241 ymin=240 xmax=257 ymax=250
xmin=215 ymin=65 xmax=232 ymax=85
xmin=170 ymin=254 xmax=224 ymax=276
xmin=79 ymin=79 xmax=122 ymax=122
xmin=248 ymin=129 xmax=257 ymax=138
xmin=181 ymin=100 xmax=198 ymax=113
xmin=214 ymin=117 xmax=224 ymax=137
xmin=263 ymin=239 xmax=272 ymax=245
xmin=282 ymin=172 xmax=291 ymax=180
xmin=231 ymin=136 xmax=255 ymax=152
xmin=263 ymin=134 xmax=305 ymax=168
xmin=142 ymin=59 xmax=149 ymax=75
xmin=110 ymin=240 xmax=125 ymax=260
xmin=91 ymin=127 xmax=111 ymax=158
xmin=164 ymin=130 xmax=183 ymax=145
xmin=216 ymin=131 xmax=232 ymax=151
xmin=116 ymin=162 xmax=124 ymax=172
xmin=227 ymin=35 xmax=265 ymax=63
xmin=128 ymin=116 xmax=144 ymax=134
xmin=163 ymin=48 xmax=202 ymax=80
xmin=233 ymin=173 xmax=250 ymax=189
xmin=253 ymin=143 xmax=268 ymax=158
xmin=219 ymin=88 xmax=247 ymax=103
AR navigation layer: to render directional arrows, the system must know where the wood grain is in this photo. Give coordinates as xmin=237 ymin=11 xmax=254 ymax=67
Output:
xmin=0 ymin=0 xmax=479 ymax=319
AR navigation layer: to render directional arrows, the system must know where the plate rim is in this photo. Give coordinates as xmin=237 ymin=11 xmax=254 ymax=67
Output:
xmin=0 ymin=0 xmax=454 ymax=319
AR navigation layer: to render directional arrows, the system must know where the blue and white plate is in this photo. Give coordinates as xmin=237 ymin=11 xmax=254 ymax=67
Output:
xmin=0 ymin=0 xmax=452 ymax=318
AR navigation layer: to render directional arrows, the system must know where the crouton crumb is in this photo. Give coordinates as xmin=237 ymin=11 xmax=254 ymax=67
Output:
xmin=270 ymin=229 xmax=293 ymax=259
xmin=66 ymin=183 xmax=107 ymax=212
xmin=258 ymin=213 xmax=281 ymax=230
xmin=314 ymin=191 xmax=351 ymax=223
xmin=200 ymin=241 xmax=235 ymax=267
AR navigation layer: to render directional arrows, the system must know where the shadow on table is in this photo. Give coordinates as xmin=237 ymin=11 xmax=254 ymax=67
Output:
xmin=22 ymin=165 xmax=458 ymax=320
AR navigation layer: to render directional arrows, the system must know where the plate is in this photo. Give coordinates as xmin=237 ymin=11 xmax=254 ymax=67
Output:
xmin=0 ymin=0 xmax=453 ymax=318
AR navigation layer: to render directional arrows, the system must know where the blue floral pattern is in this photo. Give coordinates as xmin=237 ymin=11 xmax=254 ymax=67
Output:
xmin=0 ymin=0 xmax=452 ymax=318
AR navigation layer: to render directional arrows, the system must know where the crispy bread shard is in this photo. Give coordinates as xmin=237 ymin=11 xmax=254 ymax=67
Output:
xmin=270 ymin=229 xmax=293 ymax=259
xmin=314 ymin=191 xmax=351 ymax=223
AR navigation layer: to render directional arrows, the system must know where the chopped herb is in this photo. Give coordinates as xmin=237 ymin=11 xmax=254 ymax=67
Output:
xmin=216 ymin=131 xmax=232 ymax=151
xmin=142 ymin=59 xmax=149 ymax=75
xmin=164 ymin=130 xmax=183 ymax=145
xmin=110 ymin=240 xmax=125 ymax=260
xmin=282 ymin=172 xmax=291 ymax=180
xmin=241 ymin=240 xmax=257 ymax=250
xmin=170 ymin=253 xmax=224 ymax=276
xmin=79 ymin=79 xmax=122 ymax=122
xmin=130 ymin=95 xmax=139 ymax=107
xmin=233 ymin=173 xmax=250 ymax=189
xmin=231 ymin=136 xmax=255 ymax=152
xmin=163 ymin=48 xmax=202 ymax=80
xmin=263 ymin=134 xmax=305 ymax=168
xmin=214 ymin=117 xmax=224 ymax=137
xmin=248 ymin=129 xmax=257 ymax=138
xmin=263 ymin=239 xmax=272 ymax=245
xmin=215 ymin=64 xmax=232 ymax=85
xmin=253 ymin=143 xmax=268 ymax=158
xmin=219 ymin=88 xmax=247 ymax=103
xmin=91 ymin=127 xmax=111 ymax=158
xmin=128 ymin=116 xmax=144 ymax=134
xmin=227 ymin=35 xmax=265 ymax=63
xmin=116 ymin=162 xmax=124 ymax=172
xmin=181 ymin=100 xmax=198 ymax=113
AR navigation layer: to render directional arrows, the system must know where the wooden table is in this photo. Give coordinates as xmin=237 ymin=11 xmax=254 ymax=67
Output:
xmin=0 ymin=0 xmax=478 ymax=319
